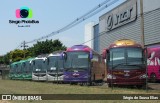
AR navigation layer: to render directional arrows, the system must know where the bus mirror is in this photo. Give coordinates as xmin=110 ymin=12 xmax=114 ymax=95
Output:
xmin=142 ymin=48 xmax=149 ymax=64
xmin=146 ymin=48 xmax=152 ymax=58
xmin=102 ymin=53 xmax=106 ymax=59
xmin=102 ymin=49 xmax=107 ymax=59
xmin=143 ymin=47 xmax=150 ymax=58
xmin=60 ymin=53 xmax=63 ymax=60
xmin=33 ymin=61 xmax=35 ymax=65
xmin=90 ymin=52 xmax=93 ymax=59
xmin=61 ymin=52 xmax=67 ymax=60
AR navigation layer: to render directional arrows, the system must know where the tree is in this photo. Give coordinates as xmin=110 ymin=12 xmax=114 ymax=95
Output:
xmin=28 ymin=39 xmax=66 ymax=56
xmin=0 ymin=56 xmax=4 ymax=64
xmin=3 ymin=52 xmax=10 ymax=65
xmin=9 ymin=49 xmax=31 ymax=62
xmin=1 ymin=39 xmax=66 ymax=64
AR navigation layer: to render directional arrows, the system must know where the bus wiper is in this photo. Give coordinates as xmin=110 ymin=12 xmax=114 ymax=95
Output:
xmin=112 ymin=63 xmax=126 ymax=69
xmin=127 ymin=64 xmax=143 ymax=68
xmin=76 ymin=68 xmax=88 ymax=71
xmin=65 ymin=68 xmax=73 ymax=71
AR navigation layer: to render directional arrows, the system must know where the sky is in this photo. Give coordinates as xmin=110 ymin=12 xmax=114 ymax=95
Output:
xmin=0 ymin=0 xmax=126 ymax=55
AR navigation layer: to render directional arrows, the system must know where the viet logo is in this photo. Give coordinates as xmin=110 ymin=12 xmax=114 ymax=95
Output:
xmin=16 ymin=7 xmax=33 ymax=18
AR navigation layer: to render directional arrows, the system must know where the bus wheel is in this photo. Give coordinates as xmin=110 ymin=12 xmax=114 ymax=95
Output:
xmin=70 ymin=82 xmax=77 ymax=85
xmin=70 ymin=82 xmax=74 ymax=85
xmin=108 ymin=83 xmax=112 ymax=87
xmin=150 ymin=73 xmax=156 ymax=83
xmin=79 ymin=83 xmax=83 ymax=86
xmin=86 ymin=82 xmax=92 ymax=86
xmin=136 ymin=85 xmax=143 ymax=89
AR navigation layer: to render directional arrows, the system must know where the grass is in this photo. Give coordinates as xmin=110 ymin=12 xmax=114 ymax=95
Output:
xmin=0 ymin=79 xmax=160 ymax=103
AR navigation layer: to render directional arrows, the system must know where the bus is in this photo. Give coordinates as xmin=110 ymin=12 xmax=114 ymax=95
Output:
xmin=31 ymin=56 xmax=47 ymax=81
xmin=9 ymin=58 xmax=35 ymax=80
xmin=46 ymin=52 xmax=64 ymax=82
xmin=102 ymin=39 xmax=147 ymax=87
xmin=147 ymin=45 xmax=160 ymax=82
xmin=62 ymin=45 xmax=105 ymax=85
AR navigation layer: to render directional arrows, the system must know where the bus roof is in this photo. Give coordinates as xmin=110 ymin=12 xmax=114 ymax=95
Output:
xmin=48 ymin=50 xmax=63 ymax=57
xmin=10 ymin=58 xmax=35 ymax=66
xmin=148 ymin=44 xmax=160 ymax=48
xmin=27 ymin=57 xmax=35 ymax=61
xmin=34 ymin=57 xmax=47 ymax=60
xmin=48 ymin=53 xmax=61 ymax=57
xmin=10 ymin=61 xmax=21 ymax=65
xmin=66 ymin=45 xmax=91 ymax=52
xmin=109 ymin=39 xmax=142 ymax=49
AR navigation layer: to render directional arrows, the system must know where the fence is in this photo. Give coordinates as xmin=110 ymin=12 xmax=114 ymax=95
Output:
xmin=1 ymin=70 xmax=9 ymax=79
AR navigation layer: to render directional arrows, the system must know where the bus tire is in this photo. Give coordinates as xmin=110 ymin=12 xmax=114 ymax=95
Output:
xmin=136 ymin=85 xmax=143 ymax=89
xmin=150 ymin=73 xmax=156 ymax=83
xmin=108 ymin=83 xmax=112 ymax=87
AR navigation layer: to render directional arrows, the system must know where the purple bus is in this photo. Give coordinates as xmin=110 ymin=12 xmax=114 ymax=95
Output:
xmin=62 ymin=45 xmax=105 ymax=85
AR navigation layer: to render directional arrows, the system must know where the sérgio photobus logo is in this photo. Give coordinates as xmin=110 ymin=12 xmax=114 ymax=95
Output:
xmin=9 ymin=6 xmax=39 ymax=27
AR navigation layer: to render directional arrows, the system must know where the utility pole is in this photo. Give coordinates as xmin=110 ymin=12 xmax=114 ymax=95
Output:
xmin=21 ymin=41 xmax=28 ymax=58
xmin=140 ymin=0 xmax=148 ymax=92
xmin=21 ymin=41 xmax=28 ymax=50
xmin=140 ymin=0 xmax=145 ymax=47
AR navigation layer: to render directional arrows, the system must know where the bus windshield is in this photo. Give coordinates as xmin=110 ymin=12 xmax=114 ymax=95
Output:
xmin=64 ymin=51 xmax=89 ymax=69
xmin=57 ymin=57 xmax=63 ymax=71
xmin=48 ymin=56 xmax=56 ymax=71
xmin=108 ymin=47 xmax=144 ymax=69
xmin=48 ymin=56 xmax=63 ymax=71
xmin=33 ymin=59 xmax=46 ymax=71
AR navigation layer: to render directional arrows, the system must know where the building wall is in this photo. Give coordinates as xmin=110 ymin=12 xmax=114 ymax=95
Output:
xmin=143 ymin=0 xmax=160 ymax=13
xmin=99 ymin=16 xmax=142 ymax=52
xmin=99 ymin=0 xmax=160 ymax=53
xmin=93 ymin=24 xmax=99 ymax=52
xmin=84 ymin=22 xmax=95 ymax=49
xmin=144 ymin=8 xmax=160 ymax=45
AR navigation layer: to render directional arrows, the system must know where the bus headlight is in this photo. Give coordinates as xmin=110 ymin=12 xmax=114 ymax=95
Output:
xmin=107 ymin=74 xmax=116 ymax=79
xmin=83 ymin=75 xmax=88 ymax=78
xmin=139 ymin=74 xmax=147 ymax=79
xmin=64 ymin=75 xmax=69 ymax=78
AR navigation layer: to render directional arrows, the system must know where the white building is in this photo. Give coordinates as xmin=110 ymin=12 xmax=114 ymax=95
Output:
xmin=84 ymin=22 xmax=95 ymax=49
